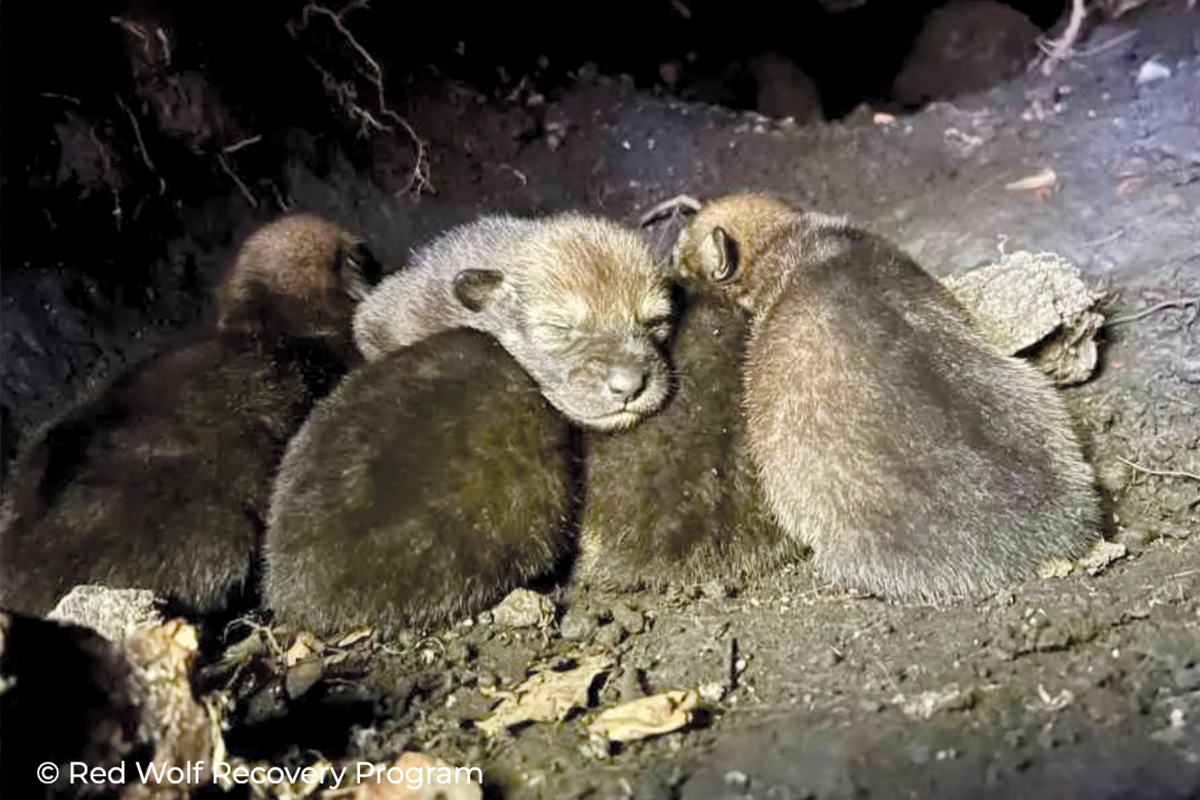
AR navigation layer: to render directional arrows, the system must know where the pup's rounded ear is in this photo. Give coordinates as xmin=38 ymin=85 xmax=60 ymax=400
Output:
xmin=638 ymin=194 xmax=703 ymax=228
xmin=452 ymin=269 xmax=505 ymax=312
xmin=336 ymin=242 xmax=385 ymax=302
xmin=711 ymin=227 xmax=739 ymax=282
xmin=342 ymin=241 xmax=385 ymax=288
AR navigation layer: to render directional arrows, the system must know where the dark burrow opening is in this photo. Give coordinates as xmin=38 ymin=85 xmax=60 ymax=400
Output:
xmin=1 ymin=0 xmax=1070 ymax=469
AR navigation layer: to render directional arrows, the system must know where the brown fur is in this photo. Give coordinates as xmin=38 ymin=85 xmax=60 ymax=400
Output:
xmin=672 ymin=193 xmax=1102 ymax=600
xmin=353 ymin=213 xmax=674 ymax=431
xmin=263 ymin=329 xmax=576 ymax=636
xmin=576 ymin=290 xmax=795 ymax=590
xmin=0 ymin=214 xmax=379 ymax=615
xmin=219 ymin=212 xmax=381 ymax=363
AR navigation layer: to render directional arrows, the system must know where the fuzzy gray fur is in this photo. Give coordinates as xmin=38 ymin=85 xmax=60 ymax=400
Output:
xmin=263 ymin=329 xmax=576 ymax=636
xmin=676 ymin=196 xmax=1102 ymax=600
xmin=576 ymin=291 xmax=795 ymax=590
xmin=353 ymin=213 xmax=675 ymax=431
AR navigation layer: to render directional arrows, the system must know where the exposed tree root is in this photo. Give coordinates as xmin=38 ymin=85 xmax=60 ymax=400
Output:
xmin=288 ymin=1 xmax=433 ymax=196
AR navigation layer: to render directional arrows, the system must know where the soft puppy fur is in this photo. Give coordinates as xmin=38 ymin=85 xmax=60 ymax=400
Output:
xmin=353 ymin=213 xmax=674 ymax=431
xmin=263 ymin=329 xmax=576 ymax=636
xmin=576 ymin=289 xmax=794 ymax=591
xmin=671 ymin=192 xmax=1102 ymax=601
xmin=0 ymin=213 xmax=379 ymax=615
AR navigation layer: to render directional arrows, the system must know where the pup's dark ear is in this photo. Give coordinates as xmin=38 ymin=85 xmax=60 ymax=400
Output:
xmin=711 ymin=227 xmax=738 ymax=282
xmin=344 ymin=242 xmax=385 ymax=287
xmin=453 ymin=269 xmax=505 ymax=312
xmin=638 ymin=194 xmax=703 ymax=228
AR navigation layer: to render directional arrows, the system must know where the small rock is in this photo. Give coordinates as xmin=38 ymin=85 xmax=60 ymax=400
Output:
xmin=610 ymin=667 xmax=644 ymax=703
xmin=1136 ymin=59 xmax=1172 ymax=85
xmin=818 ymin=648 xmax=844 ymax=668
xmin=595 ymin=621 xmax=627 ymax=649
xmin=285 ymin=657 xmax=325 ymax=699
xmin=48 ymin=585 xmax=162 ymax=643
xmin=898 ymin=684 xmax=978 ymax=719
xmin=611 ymin=601 xmax=645 ymax=635
xmin=444 ymin=639 xmax=473 ymax=664
xmin=558 ymin=606 xmax=598 ymax=640
xmin=490 ymin=588 xmax=555 ymax=628
xmin=1172 ymin=667 xmax=1200 ymax=692
xmin=724 ymin=770 xmax=751 ymax=790
xmin=941 ymin=251 xmax=1105 ymax=386
xmin=1039 ymin=558 xmax=1075 ymax=579
xmin=701 ymin=579 xmax=738 ymax=598
xmin=1079 ymin=540 xmax=1129 ymax=576
xmin=698 ymin=681 xmax=727 ymax=704
xmin=859 ymin=698 xmax=887 ymax=713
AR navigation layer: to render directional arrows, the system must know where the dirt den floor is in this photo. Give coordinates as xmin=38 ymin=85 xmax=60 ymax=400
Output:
xmin=3 ymin=3 xmax=1199 ymax=799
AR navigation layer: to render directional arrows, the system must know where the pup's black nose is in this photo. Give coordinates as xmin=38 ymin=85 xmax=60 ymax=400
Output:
xmin=605 ymin=364 xmax=647 ymax=403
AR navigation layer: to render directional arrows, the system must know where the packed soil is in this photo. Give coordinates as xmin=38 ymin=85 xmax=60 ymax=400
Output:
xmin=2 ymin=2 xmax=1198 ymax=799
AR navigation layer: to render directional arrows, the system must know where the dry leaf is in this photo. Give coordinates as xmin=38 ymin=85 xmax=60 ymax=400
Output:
xmin=1005 ymin=168 xmax=1058 ymax=192
xmin=587 ymin=689 xmax=701 ymax=742
xmin=490 ymin=588 xmax=555 ymax=628
xmin=350 ymin=752 xmax=483 ymax=800
xmin=475 ymin=655 xmax=612 ymax=736
xmin=47 ymin=585 xmax=162 ymax=643
xmin=336 ymin=627 xmax=374 ymax=648
xmin=1040 ymin=558 xmax=1076 ymax=579
xmin=1079 ymin=540 xmax=1128 ymax=576
xmin=1115 ymin=175 xmax=1145 ymax=198
xmin=285 ymin=631 xmax=323 ymax=667
xmin=122 ymin=620 xmax=223 ymax=796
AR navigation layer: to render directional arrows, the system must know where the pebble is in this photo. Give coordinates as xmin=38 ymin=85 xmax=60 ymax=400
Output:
xmin=558 ymin=606 xmax=598 ymax=640
xmin=595 ymin=621 xmax=627 ymax=649
xmin=1135 ymin=59 xmax=1172 ymax=85
xmin=610 ymin=601 xmax=646 ymax=635
xmin=723 ymin=770 xmax=750 ymax=790
xmin=491 ymin=588 xmax=555 ymax=628
xmin=698 ymin=681 xmax=727 ymax=704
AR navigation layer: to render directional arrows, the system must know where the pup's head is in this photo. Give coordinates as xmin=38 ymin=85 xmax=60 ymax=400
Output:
xmin=217 ymin=213 xmax=383 ymax=345
xmin=453 ymin=214 xmax=674 ymax=431
xmin=658 ymin=192 xmax=800 ymax=312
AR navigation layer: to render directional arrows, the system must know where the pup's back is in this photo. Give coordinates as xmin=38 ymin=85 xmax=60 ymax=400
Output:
xmin=673 ymin=193 xmax=1101 ymax=600
xmin=264 ymin=329 xmax=576 ymax=636
xmin=746 ymin=228 xmax=1100 ymax=598
xmin=0 ymin=214 xmax=377 ymax=615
